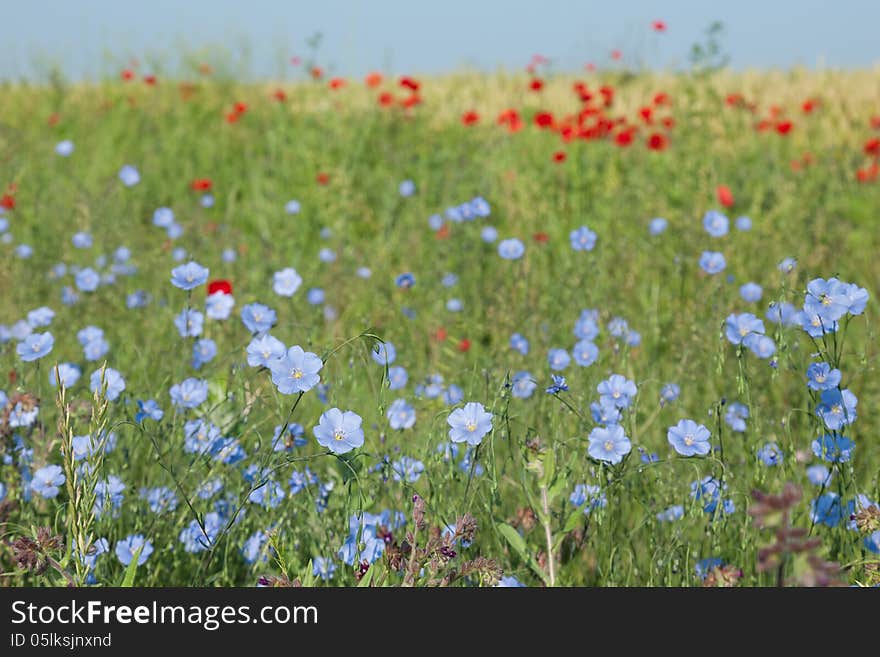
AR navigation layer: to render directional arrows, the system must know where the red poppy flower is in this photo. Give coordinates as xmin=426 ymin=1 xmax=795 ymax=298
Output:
xmin=497 ymin=109 xmax=524 ymax=133
xmin=461 ymin=110 xmax=479 ymax=126
xmin=329 ymin=77 xmax=346 ymax=90
xmin=434 ymin=328 xmax=448 ymax=342
xmin=533 ymin=232 xmax=549 ymax=242
xmin=290 ymin=56 xmax=302 ymax=66
xmin=802 ymin=98 xmax=818 ymax=114
xmin=864 ymin=138 xmax=880 ymax=157
xmin=661 ymin=117 xmax=675 ymax=130
xmin=143 ymin=74 xmax=157 ymax=86
xmin=614 ymin=129 xmax=635 ymax=147
xmin=48 ymin=113 xmax=60 ymax=126
xmin=378 ymin=92 xmax=394 ymax=107
xmin=871 ymin=116 xmax=880 ymax=130
xmin=0 ymin=194 xmax=15 ymax=210
xmin=272 ymin=89 xmax=287 ymax=102
xmin=400 ymin=94 xmax=421 ymax=108
xmin=435 ymin=223 xmax=450 ymax=240
xmin=316 ymin=172 xmax=330 ymax=185
xmin=639 ymin=106 xmax=653 ymax=124
xmin=647 ymin=132 xmax=668 ymax=151
xmin=529 ymin=78 xmax=544 ymax=92
xmin=584 ymin=62 xmax=596 ymax=72
xmin=611 ymin=49 xmax=622 ymax=61
xmin=856 ymin=163 xmax=878 ymax=182
xmin=207 ymin=279 xmax=233 ymax=296
xmin=559 ymin=125 xmax=576 ymax=142
xmin=534 ymin=111 xmax=554 ymax=128
xmin=190 ymin=178 xmax=213 ymax=192
xmin=552 ymin=151 xmax=566 ymax=163
xmin=365 ymin=72 xmax=383 ymax=88
xmin=121 ymin=69 xmax=134 ymax=81
xmin=457 ymin=339 xmax=471 ymax=353
xmin=775 ymin=120 xmax=793 ymax=135
xmin=652 ymin=20 xmax=667 ymax=32
xmin=716 ymin=185 xmax=735 ymax=208
xmin=399 ymin=76 xmax=420 ymax=92
xmin=225 ymin=111 xmax=239 ymax=124
xmin=311 ymin=67 xmax=323 ymax=80
xmin=234 ymin=102 xmax=248 ymax=115
xmin=599 ymin=85 xmax=615 ymax=106
xmin=653 ymin=92 xmax=670 ymax=106
xmin=756 ymin=119 xmax=772 ymax=132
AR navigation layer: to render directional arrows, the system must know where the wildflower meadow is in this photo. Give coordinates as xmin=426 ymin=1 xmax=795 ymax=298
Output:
xmin=1 ymin=32 xmax=879 ymax=589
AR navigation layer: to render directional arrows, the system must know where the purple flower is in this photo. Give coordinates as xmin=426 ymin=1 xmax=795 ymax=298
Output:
xmin=587 ymin=425 xmax=631 ymax=465
xmin=667 ymin=419 xmax=711 ymax=457
xmin=313 ymin=408 xmax=365 ymax=454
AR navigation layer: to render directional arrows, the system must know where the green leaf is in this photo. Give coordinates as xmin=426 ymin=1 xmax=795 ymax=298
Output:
xmin=497 ymin=522 xmax=528 ymax=556
xmin=547 ymin=478 xmax=567 ymax=508
xmin=540 ymin=448 xmax=556 ymax=489
xmin=207 ymin=378 xmax=227 ymax=405
xmin=562 ymin=509 xmax=584 ymax=534
xmin=302 ymin=560 xmax=316 ymax=587
xmin=120 ymin=545 xmax=144 ymax=587
xmin=496 ymin=522 xmax=550 ymax=586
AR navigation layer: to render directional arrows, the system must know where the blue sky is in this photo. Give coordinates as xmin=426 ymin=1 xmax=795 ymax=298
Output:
xmin=4 ymin=1 xmax=878 ymax=80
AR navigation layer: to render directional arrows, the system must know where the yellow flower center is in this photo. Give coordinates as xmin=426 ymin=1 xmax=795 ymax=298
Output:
xmin=466 ymin=421 xmax=477 ymax=432
xmin=684 ymin=435 xmax=694 ymax=446
xmin=604 ymin=440 xmax=614 ymax=451
xmin=333 ymin=430 xmax=345 ymax=441
xmin=291 ymin=369 xmax=303 ymax=379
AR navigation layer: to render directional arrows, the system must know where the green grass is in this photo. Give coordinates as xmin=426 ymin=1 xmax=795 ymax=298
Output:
xmin=0 ymin=69 xmax=878 ymax=587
